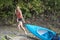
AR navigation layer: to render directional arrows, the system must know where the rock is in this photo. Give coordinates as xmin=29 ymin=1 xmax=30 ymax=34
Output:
xmin=4 ymin=35 xmax=39 ymax=40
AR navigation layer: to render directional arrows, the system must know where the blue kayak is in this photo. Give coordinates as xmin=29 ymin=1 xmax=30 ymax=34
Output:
xmin=25 ymin=24 xmax=56 ymax=40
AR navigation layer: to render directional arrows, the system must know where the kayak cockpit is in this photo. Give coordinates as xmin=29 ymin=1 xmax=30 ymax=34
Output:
xmin=37 ymin=30 xmax=54 ymax=40
xmin=37 ymin=30 xmax=47 ymax=35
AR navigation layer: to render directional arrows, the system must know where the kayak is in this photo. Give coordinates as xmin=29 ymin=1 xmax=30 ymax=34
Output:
xmin=24 ymin=24 xmax=56 ymax=40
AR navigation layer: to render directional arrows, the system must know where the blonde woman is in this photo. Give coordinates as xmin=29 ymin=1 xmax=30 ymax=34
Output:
xmin=15 ymin=6 xmax=27 ymax=34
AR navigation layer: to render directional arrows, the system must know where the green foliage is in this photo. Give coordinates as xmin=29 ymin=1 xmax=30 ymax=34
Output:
xmin=0 ymin=0 xmax=60 ymax=24
xmin=1 ymin=36 xmax=6 ymax=40
xmin=17 ymin=0 xmax=45 ymax=18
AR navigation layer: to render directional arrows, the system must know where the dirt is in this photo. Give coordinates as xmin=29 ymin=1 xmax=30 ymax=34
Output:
xmin=0 ymin=24 xmax=39 ymax=40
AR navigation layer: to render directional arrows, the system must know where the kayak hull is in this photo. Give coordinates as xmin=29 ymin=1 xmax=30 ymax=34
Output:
xmin=25 ymin=24 xmax=56 ymax=40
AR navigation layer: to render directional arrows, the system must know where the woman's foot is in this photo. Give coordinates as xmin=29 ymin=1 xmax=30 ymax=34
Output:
xmin=25 ymin=31 xmax=27 ymax=35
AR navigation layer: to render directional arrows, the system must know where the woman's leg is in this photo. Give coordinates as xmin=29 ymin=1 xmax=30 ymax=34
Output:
xmin=19 ymin=21 xmax=27 ymax=34
xmin=18 ymin=23 xmax=21 ymax=31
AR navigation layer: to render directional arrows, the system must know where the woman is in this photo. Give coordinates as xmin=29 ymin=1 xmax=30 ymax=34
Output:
xmin=15 ymin=6 xmax=27 ymax=34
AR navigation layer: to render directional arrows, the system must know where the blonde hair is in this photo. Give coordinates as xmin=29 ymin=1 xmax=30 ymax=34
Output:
xmin=17 ymin=6 xmax=20 ymax=9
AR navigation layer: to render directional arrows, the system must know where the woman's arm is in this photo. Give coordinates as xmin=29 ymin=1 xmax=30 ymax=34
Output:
xmin=22 ymin=17 xmax=25 ymax=23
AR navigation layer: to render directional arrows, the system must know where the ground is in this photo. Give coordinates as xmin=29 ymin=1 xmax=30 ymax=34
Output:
xmin=0 ymin=17 xmax=60 ymax=40
xmin=0 ymin=24 xmax=39 ymax=40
